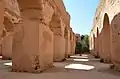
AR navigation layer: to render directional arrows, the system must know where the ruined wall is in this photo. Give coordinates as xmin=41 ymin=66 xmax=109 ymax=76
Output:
xmin=0 ymin=0 xmax=75 ymax=73
xmin=91 ymin=0 xmax=120 ymax=68
xmin=49 ymin=0 xmax=72 ymax=61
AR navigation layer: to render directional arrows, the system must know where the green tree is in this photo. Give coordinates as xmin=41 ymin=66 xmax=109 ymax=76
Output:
xmin=75 ymin=42 xmax=82 ymax=54
xmin=75 ymin=34 xmax=89 ymax=54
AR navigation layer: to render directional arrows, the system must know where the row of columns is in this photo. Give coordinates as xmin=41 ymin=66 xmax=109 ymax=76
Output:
xmin=91 ymin=14 xmax=111 ymax=62
xmin=90 ymin=12 xmax=120 ymax=69
xmin=0 ymin=0 xmax=76 ymax=73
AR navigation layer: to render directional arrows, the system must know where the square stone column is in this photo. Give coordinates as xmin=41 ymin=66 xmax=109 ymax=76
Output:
xmin=65 ymin=29 xmax=71 ymax=58
xmin=0 ymin=1 xmax=4 ymax=36
xmin=65 ymin=38 xmax=69 ymax=58
xmin=12 ymin=9 xmax=54 ymax=72
xmin=53 ymin=35 xmax=65 ymax=61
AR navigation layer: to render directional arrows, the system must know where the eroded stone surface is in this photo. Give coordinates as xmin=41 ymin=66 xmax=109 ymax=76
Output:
xmin=0 ymin=0 xmax=76 ymax=73
xmin=90 ymin=0 xmax=120 ymax=69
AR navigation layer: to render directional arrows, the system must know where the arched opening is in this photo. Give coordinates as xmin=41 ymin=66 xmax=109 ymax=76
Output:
xmin=111 ymin=13 xmax=120 ymax=67
xmin=93 ymin=33 xmax=99 ymax=58
xmin=102 ymin=13 xmax=111 ymax=62
xmin=49 ymin=12 xmax=65 ymax=61
xmin=49 ymin=13 xmax=62 ymax=36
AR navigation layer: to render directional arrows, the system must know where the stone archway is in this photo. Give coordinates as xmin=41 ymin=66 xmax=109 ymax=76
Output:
xmin=49 ymin=12 xmax=65 ymax=61
xmin=101 ymin=13 xmax=111 ymax=62
xmin=111 ymin=13 xmax=120 ymax=68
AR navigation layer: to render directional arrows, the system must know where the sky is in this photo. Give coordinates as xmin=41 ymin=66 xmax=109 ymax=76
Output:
xmin=63 ymin=0 xmax=99 ymax=35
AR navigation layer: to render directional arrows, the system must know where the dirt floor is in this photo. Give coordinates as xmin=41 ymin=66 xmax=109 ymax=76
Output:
xmin=0 ymin=54 xmax=120 ymax=79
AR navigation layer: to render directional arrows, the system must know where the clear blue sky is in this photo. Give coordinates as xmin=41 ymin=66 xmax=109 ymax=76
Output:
xmin=63 ymin=0 xmax=99 ymax=35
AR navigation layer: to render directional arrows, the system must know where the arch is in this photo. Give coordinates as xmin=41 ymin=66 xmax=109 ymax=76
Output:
xmin=49 ymin=13 xmax=62 ymax=36
xmin=50 ymin=12 xmax=65 ymax=61
xmin=101 ymin=13 xmax=111 ymax=62
xmin=3 ymin=16 xmax=14 ymax=32
xmin=111 ymin=13 xmax=120 ymax=67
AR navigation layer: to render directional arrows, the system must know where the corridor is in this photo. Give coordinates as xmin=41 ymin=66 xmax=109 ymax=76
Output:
xmin=0 ymin=54 xmax=120 ymax=79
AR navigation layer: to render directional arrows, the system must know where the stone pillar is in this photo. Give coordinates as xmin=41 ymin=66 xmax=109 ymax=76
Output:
xmin=98 ymin=33 xmax=103 ymax=58
xmin=65 ymin=29 xmax=71 ymax=57
xmin=73 ymin=33 xmax=76 ymax=54
xmin=50 ymin=13 xmax=66 ymax=61
xmin=93 ymin=34 xmax=97 ymax=56
xmin=0 ymin=40 xmax=2 ymax=56
xmin=2 ymin=32 xmax=13 ymax=59
xmin=69 ymin=29 xmax=74 ymax=56
xmin=68 ymin=30 xmax=71 ymax=56
xmin=96 ymin=31 xmax=99 ymax=57
xmin=70 ymin=38 xmax=72 ymax=55
xmin=12 ymin=8 xmax=54 ymax=72
xmin=65 ymin=38 xmax=68 ymax=58
xmin=72 ymin=33 xmax=75 ymax=55
xmin=0 ymin=1 xmax=4 ymax=57
xmin=53 ymin=35 xmax=65 ymax=61
xmin=64 ymin=27 xmax=68 ymax=58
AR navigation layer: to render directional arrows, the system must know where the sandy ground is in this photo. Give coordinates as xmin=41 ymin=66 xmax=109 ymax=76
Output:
xmin=0 ymin=54 xmax=120 ymax=79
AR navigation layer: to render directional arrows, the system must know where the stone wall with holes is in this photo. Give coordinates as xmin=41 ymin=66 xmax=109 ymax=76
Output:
xmin=90 ymin=0 xmax=120 ymax=69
